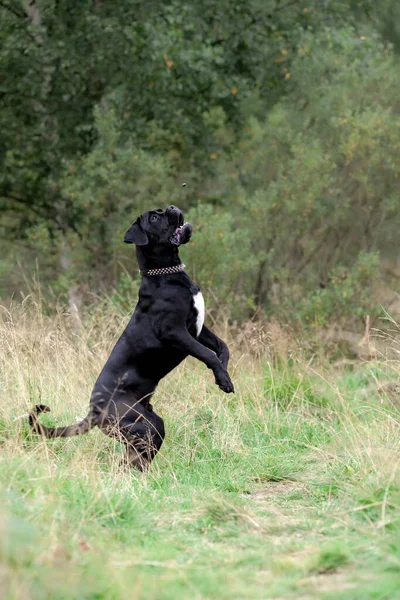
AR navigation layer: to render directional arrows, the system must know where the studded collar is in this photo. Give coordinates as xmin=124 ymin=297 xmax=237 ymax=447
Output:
xmin=140 ymin=263 xmax=186 ymax=277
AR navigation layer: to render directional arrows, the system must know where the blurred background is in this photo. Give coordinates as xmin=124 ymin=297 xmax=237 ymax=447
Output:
xmin=1 ymin=0 xmax=400 ymax=335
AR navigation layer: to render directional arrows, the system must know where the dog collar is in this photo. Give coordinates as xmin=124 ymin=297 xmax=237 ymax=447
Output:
xmin=140 ymin=263 xmax=186 ymax=276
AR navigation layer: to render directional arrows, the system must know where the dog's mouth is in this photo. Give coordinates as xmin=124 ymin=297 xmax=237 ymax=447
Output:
xmin=165 ymin=206 xmax=192 ymax=245
xmin=170 ymin=223 xmax=185 ymax=245
xmin=170 ymin=222 xmax=193 ymax=246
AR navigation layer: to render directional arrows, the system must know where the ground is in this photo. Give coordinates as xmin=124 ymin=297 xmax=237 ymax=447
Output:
xmin=0 ymin=304 xmax=399 ymax=599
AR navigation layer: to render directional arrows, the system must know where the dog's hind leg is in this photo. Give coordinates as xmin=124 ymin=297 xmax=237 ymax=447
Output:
xmin=124 ymin=436 xmax=153 ymax=472
xmin=119 ymin=408 xmax=165 ymax=471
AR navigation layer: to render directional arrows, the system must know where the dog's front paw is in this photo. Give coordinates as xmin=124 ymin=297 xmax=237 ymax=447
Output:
xmin=215 ymin=369 xmax=235 ymax=394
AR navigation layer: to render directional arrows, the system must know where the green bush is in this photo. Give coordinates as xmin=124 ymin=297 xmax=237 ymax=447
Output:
xmin=2 ymin=8 xmax=400 ymax=332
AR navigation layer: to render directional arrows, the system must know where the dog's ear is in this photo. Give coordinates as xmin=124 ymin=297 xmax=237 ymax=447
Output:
xmin=124 ymin=218 xmax=148 ymax=246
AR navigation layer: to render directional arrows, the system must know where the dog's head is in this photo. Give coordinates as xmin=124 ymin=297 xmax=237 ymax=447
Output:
xmin=124 ymin=205 xmax=192 ymax=247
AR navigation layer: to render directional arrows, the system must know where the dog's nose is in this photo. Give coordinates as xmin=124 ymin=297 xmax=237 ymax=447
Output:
xmin=166 ymin=205 xmax=183 ymax=225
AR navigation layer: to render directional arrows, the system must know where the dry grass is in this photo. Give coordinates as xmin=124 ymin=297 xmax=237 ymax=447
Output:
xmin=0 ymin=297 xmax=399 ymax=599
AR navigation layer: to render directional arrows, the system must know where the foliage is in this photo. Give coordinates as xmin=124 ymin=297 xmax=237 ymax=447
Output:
xmin=181 ymin=203 xmax=257 ymax=317
xmin=1 ymin=1 xmax=400 ymax=329
xmin=211 ymin=26 xmax=400 ymax=324
xmin=298 ymin=251 xmax=381 ymax=327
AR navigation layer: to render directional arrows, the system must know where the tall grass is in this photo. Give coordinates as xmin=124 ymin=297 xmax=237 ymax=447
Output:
xmin=0 ymin=298 xmax=399 ymax=599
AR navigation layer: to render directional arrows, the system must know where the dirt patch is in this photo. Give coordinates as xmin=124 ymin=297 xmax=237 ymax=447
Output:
xmin=245 ymin=481 xmax=314 ymax=534
xmin=250 ymin=480 xmax=308 ymax=500
xmin=300 ymin=572 xmax=358 ymax=594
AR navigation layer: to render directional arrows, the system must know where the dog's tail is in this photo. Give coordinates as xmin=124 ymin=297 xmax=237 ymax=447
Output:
xmin=29 ymin=404 xmax=95 ymax=438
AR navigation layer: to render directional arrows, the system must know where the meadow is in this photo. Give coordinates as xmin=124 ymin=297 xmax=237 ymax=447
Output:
xmin=0 ymin=298 xmax=399 ymax=600
xmin=2 ymin=3 xmax=400 ymax=598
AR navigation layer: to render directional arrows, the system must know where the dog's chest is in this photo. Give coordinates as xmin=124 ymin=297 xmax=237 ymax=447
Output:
xmin=192 ymin=291 xmax=205 ymax=337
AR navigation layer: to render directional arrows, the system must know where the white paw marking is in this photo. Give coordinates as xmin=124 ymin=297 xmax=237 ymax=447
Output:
xmin=193 ymin=291 xmax=205 ymax=337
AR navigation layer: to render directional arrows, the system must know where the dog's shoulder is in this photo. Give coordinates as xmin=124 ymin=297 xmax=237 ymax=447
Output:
xmin=136 ymin=272 xmax=201 ymax=313
xmin=166 ymin=274 xmax=202 ymax=307
xmin=176 ymin=272 xmax=201 ymax=294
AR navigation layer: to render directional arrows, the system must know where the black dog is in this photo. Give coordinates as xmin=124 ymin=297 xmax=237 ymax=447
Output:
xmin=30 ymin=205 xmax=234 ymax=470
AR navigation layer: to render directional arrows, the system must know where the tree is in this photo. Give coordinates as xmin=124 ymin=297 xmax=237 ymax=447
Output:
xmin=1 ymin=1 xmax=396 ymax=330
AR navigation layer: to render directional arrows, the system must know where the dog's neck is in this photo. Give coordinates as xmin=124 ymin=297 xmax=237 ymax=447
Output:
xmin=136 ymin=245 xmax=182 ymax=272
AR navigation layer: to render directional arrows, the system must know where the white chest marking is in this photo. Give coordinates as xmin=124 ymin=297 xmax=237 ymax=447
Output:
xmin=193 ymin=291 xmax=205 ymax=337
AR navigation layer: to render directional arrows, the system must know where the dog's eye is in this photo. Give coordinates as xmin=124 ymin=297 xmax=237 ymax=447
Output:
xmin=150 ymin=215 xmax=159 ymax=222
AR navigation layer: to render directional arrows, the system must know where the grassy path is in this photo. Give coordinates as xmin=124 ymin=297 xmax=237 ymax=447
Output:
xmin=0 ymin=307 xmax=399 ymax=598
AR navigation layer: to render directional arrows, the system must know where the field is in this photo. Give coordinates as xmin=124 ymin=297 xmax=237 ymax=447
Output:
xmin=1 ymin=300 xmax=399 ymax=600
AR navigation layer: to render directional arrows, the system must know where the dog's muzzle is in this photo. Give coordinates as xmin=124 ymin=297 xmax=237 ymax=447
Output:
xmin=166 ymin=205 xmax=184 ymax=228
xmin=170 ymin=223 xmax=192 ymax=246
xmin=166 ymin=205 xmax=192 ymax=246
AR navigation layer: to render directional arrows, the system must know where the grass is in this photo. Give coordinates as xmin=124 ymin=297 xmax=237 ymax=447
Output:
xmin=0 ymin=299 xmax=399 ymax=599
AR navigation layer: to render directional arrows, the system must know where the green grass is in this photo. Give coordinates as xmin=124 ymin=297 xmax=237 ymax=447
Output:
xmin=0 ymin=303 xmax=399 ymax=599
